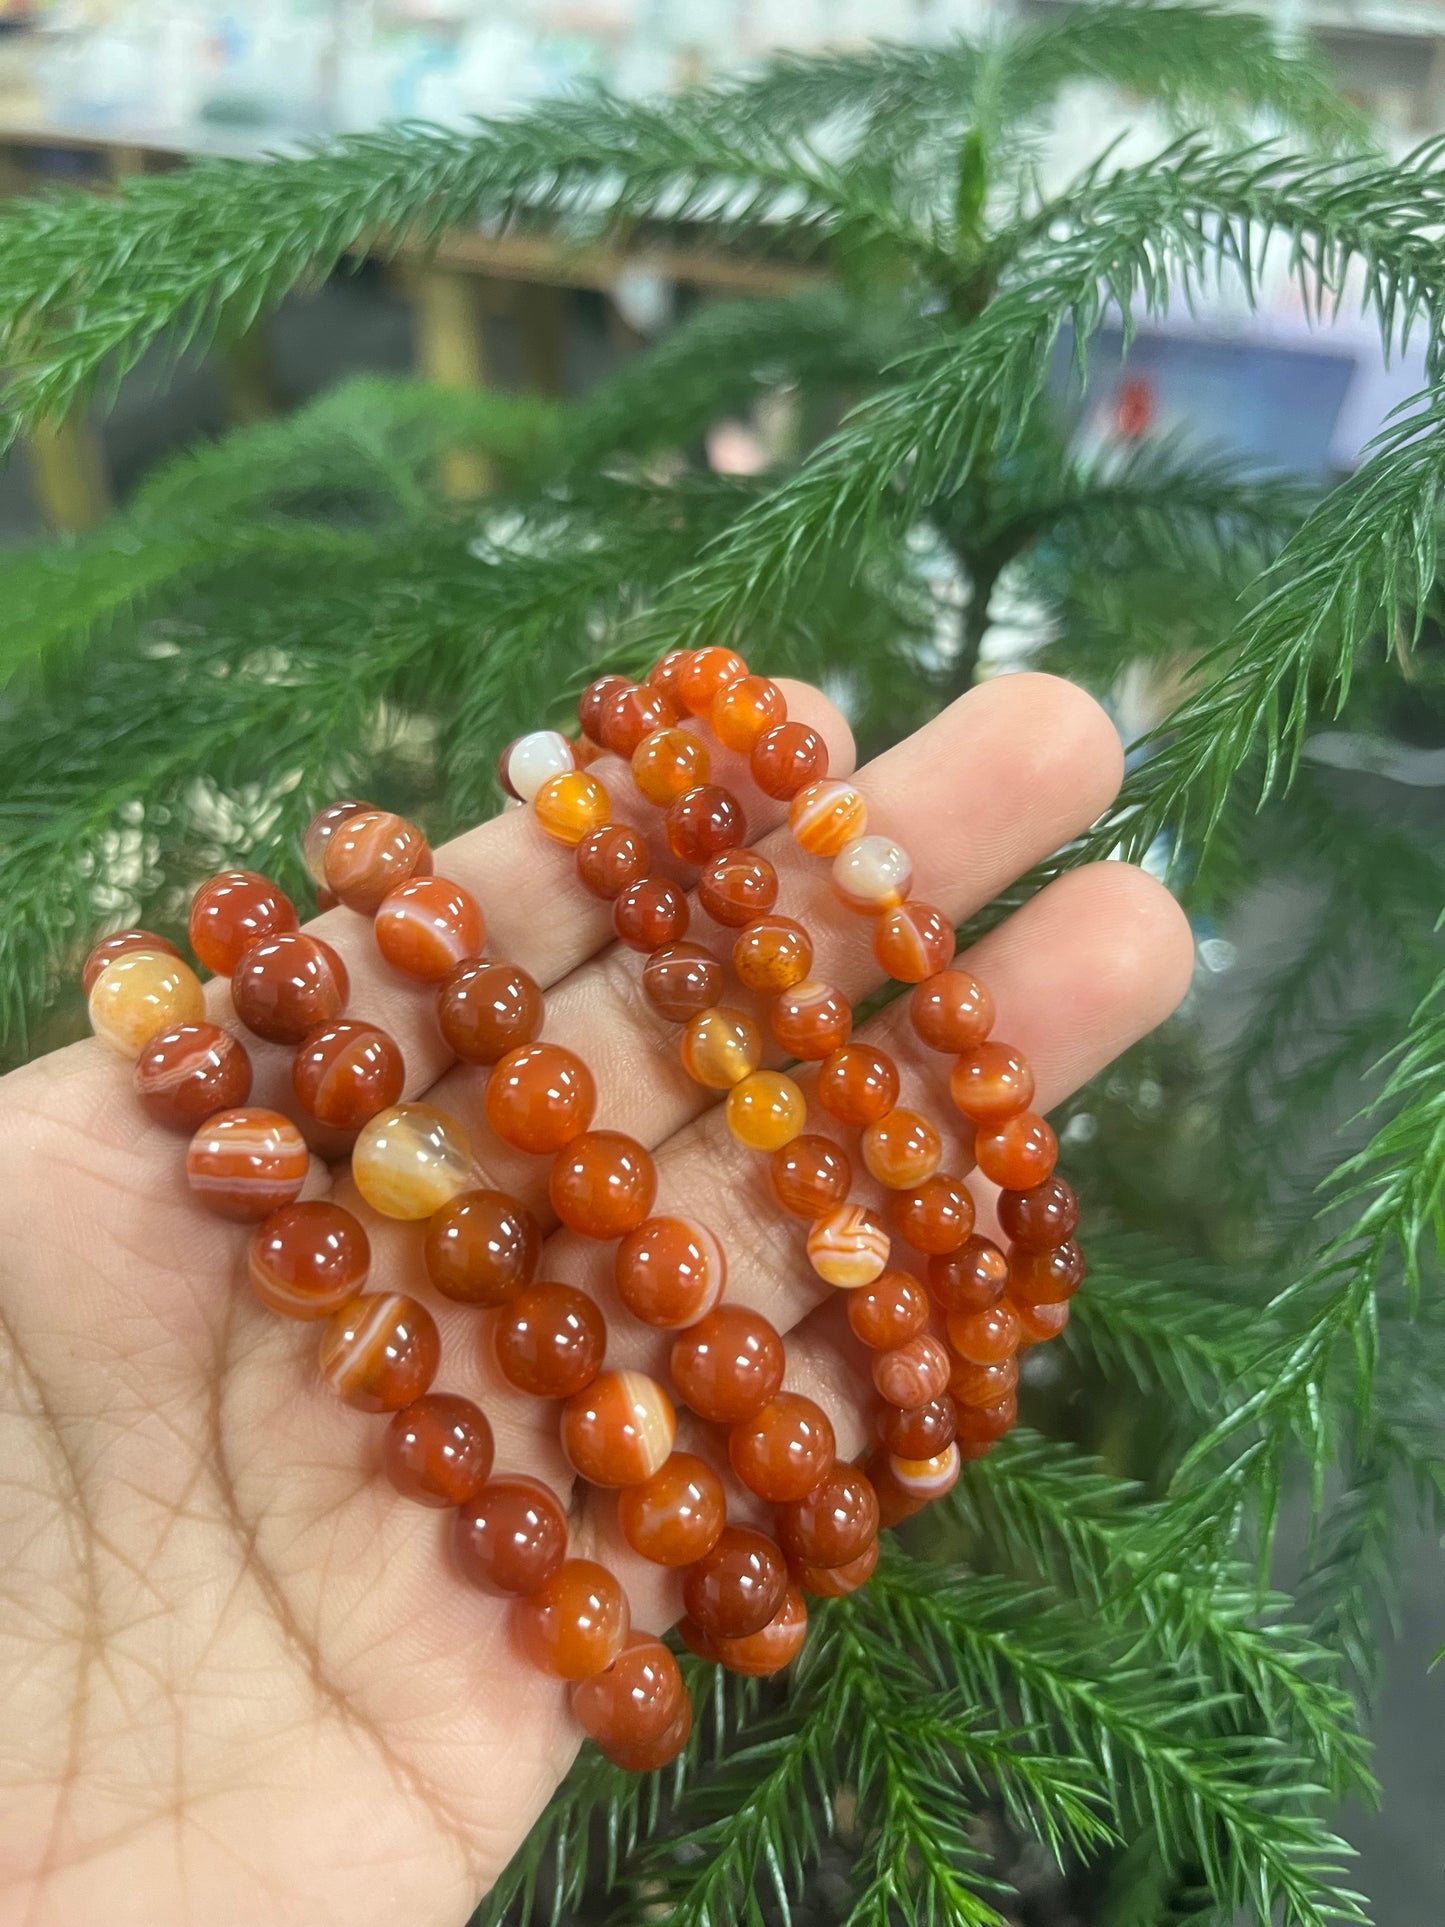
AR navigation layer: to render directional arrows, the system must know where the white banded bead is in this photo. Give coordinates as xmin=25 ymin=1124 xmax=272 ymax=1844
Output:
xmin=832 ymin=835 xmax=914 ymax=915
xmin=504 ymin=730 xmax=576 ymax=804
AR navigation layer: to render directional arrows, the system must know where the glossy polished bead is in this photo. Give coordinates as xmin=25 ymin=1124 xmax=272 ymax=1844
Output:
xmin=928 ymin=1236 xmax=1009 ymax=1314
xmin=424 ymin=1188 xmax=541 ymax=1307
xmin=733 ymin=915 xmax=812 ymax=992
xmin=847 ymin=1270 xmax=930 ymax=1350
xmin=454 ymin=1477 xmax=569 ymax=1595
xmin=729 ymin=1393 xmax=835 ymax=1502
xmin=617 ymin=1453 xmax=726 ymax=1566
xmin=680 ymin=1006 xmax=761 ymax=1089
xmin=318 ymin=1292 xmax=440 ymax=1412
xmin=791 ymin=1539 xmax=878 ymax=1597
xmin=641 ymin=943 xmax=722 ymax=1022
xmin=950 ymin=1042 xmax=1035 ymax=1123
xmin=189 ymin=870 xmax=297 ymax=976
xmin=186 ymin=1107 xmax=308 ymax=1220
xmin=678 ymin=646 xmax=747 ymax=715
xmin=550 ymin=1131 xmax=657 ymax=1239
xmin=998 ymin=1177 xmax=1080 ymax=1251
xmin=232 ymin=933 xmax=350 ymax=1045
xmin=648 ymin=650 xmax=692 ymax=696
xmin=534 ymin=770 xmax=610 ymax=846
xmin=352 ymin=1103 xmax=471 ymax=1220
xmin=512 ymin=1559 xmax=630 ymax=1680
xmin=817 ymin=1044 xmax=899 ymax=1127
xmin=579 ymin=675 xmax=632 ymax=745
xmin=878 ymin=1395 xmax=956 ymax=1458
xmin=873 ymin=1333 xmax=951 ymax=1410
xmin=949 ymin=1352 xmax=1019 ymax=1407
xmin=870 ymin=1454 xmax=929 ymax=1528
xmin=712 ymin=674 xmax=786 ymax=751
xmin=486 ymin=1043 xmax=596 ymax=1153
xmin=670 ymin=1305 xmax=785 ymax=1423
xmin=975 ymin=1112 xmax=1058 ymax=1190
xmin=595 ymin=1692 xmax=692 ymax=1771
xmin=502 ymin=730 xmax=576 ymax=804
xmin=82 ymin=928 xmax=182 ymax=997
xmin=89 ymin=949 xmax=206 ymax=1057
xmin=832 ymin=835 xmax=913 ymax=915
xmin=946 ymin=1301 xmax=1022 ymax=1365
xmin=437 ymin=960 xmax=543 ymax=1064
xmin=751 ymin=721 xmax=828 ymax=801
xmin=874 ymin=901 xmax=955 ymax=983
xmin=861 ymin=1108 xmax=942 ymax=1189
xmin=697 ymin=847 xmax=778 ymax=927
xmin=911 ymin=970 xmax=995 ymax=1055
xmin=614 ymin=877 xmax=689 ymax=951
xmin=248 ymin=1200 xmax=369 ymax=1319
xmin=771 ymin=1134 xmax=852 ymax=1218
xmin=302 ymin=800 xmax=373 ymax=884
xmin=383 ymin=1393 xmax=494 ymax=1506
xmin=562 ymin=1371 xmax=676 ymax=1487
xmin=292 ymin=1020 xmax=404 ymax=1130
xmin=771 ymin=980 xmax=852 ymax=1060
xmin=572 ymin=1634 xmax=688 ymax=1755
xmin=374 ymin=876 xmax=484 ymax=982
xmin=1013 ymin=1296 xmax=1071 ymax=1345
xmin=631 ymin=728 xmax=708 ymax=807
xmin=666 ymin=784 xmax=747 ymax=865
xmin=1009 ymin=1239 xmax=1086 ymax=1303
xmin=891 ymin=1174 xmax=976 ymax=1255
xmin=888 ymin=1443 xmax=961 ymax=1499
xmin=616 ymin=1216 xmax=726 ymax=1328
xmin=576 ymin=824 xmax=650 ymax=899
xmin=495 ymin=1283 xmax=607 ymax=1398
xmin=134 ymin=1022 xmax=252 ymax=1130
xmin=954 ymin=1391 xmax=1018 ymax=1446
xmin=324 ymin=809 xmax=431 ymax=914
xmin=788 ymin=778 xmax=866 ymax=856
xmin=682 ymin=1526 xmax=787 ymax=1639
xmin=714 ymin=1586 xmax=808 ymax=1677
xmin=599 ymin=683 xmax=678 ymax=759
xmin=807 ymin=1205 xmax=890 ymax=1289
xmin=726 ymin=1071 xmax=806 ymax=1152
xmin=775 ymin=1463 xmax=878 ymax=1568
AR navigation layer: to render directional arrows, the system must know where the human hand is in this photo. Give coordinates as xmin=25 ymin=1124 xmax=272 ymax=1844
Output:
xmin=0 ymin=674 xmax=1192 ymax=1927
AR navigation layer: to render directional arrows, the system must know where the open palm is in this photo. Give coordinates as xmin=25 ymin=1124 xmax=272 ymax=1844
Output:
xmin=0 ymin=674 xmax=1192 ymax=1927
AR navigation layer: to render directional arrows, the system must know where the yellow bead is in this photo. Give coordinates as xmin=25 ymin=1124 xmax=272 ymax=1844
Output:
xmin=788 ymin=779 xmax=867 ymax=857
xmin=726 ymin=1072 xmax=806 ymax=1152
xmin=533 ymin=771 xmax=611 ymax=846
xmin=88 ymin=948 xmax=206 ymax=1058
xmin=680 ymin=1007 xmax=761 ymax=1090
xmin=352 ymin=1103 xmax=472 ymax=1220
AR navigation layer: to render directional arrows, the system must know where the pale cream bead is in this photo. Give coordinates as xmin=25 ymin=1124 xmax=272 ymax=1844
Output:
xmin=88 ymin=949 xmax=206 ymax=1057
xmin=832 ymin=834 xmax=914 ymax=914
xmin=504 ymin=730 xmax=576 ymax=804
xmin=352 ymin=1103 xmax=472 ymax=1220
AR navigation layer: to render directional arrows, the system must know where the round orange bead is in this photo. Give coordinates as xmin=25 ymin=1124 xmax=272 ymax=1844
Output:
xmin=713 ymin=1586 xmax=808 ymax=1678
xmin=831 ymin=834 xmax=913 ymax=915
xmin=751 ymin=721 xmax=828 ymax=801
xmin=729 ymin=1392 xmax=835 ymax=1502
xmin=680 ymin=1006 xmax=761 ymax=1089
xmin=874 ymin=901 xmax=956 ymax=983
xmin=775 ymin=1463 xmax=878 ymax=1568
xmin=666 ymin=785 xmax=747 ymax=865
xmin=424 ymin=1188 xmax=540 ymax=1307
xmin=534 ymin=770 xmax=611 ymax=846
xmin=697 ymin=848 xmax=778 ymax=928
xmin=550 ymin=1131 xmax=657 ymax=1239
xmin=88 ymin=948 xmax=206 ymax=1057
xmin=292 ymin=1020 xmax=404 ymax=1130
xmin=82 ymin=928 xmax=182 ymax=997
xmin=562 ymin=1371 xmax=676 ymax=1487
xmin=352 ymin=1103 xmax=471 ymax=1220
xmin=1009 ymin=1239 xmax=1086 ymax=1304
xmin=678 ymin=646 xmax=747 ymax=716
xmin=791 ymin=1539 xmax=879 ymax=1597
xmin=324 ymin=809 xmax=431 ymax=914
xmin=954 ymin=1391 xmax=1018 ymax=1446
xmin=572 ymin=1634 xmax=689 ymax=1758
xmin=495 ymin=1282 xmax=607 ymax=1399
xmin=974 ymin=1111 xmax=1058 ymax=1190
xmin=670 ymin=1305 xmax=785 ymax=1423
xmin=579 ymin=674 xmax=632 ymax=744
xmin=878 ymin=1396 xmax=956 ymax=1458
xmin=788 ymin=778 xmax=867 ymax=856
xmin=437 ymin=959 xmax=544 ymax=1065
xmin=817 ymin=1044 xmax=899 ymax=1127
xmin=712 ymin=674 xmax=786 ymax=751
xmin=861 ymin=1108 xmax=943 ymax=1189
xmin=1013 ymin=1296 xmax=1071 ymax=1345
xmin=134 ymin=1022 xmax=252 ymax=1131
xmin=733 ymin=914 xmax=812 ymax=992
xmin=512 ymin=1559 xmax=631 ymax=1680
xmin=928 ymin=1235 xmax=1009 ymax=1313
xmin=911 ymin=970 xmax=995 ymax=1055
xmin=641 ymin=942 xmax=722 ymax=1022
xmin=946 ymin=1301 xmax=1022 ymax=1365
xmin=248 ymin=1200 xmax=369 ymax=1319
xmin=616 ymin=1453 xmax=726 ymax=1566
xmin=648 ymin=651 xmax=692 ymax=699
xmin=771 ymin=1134 xmax=852 ymax=1218
xmin=872 ymin=1332 xmax=950 ymax=1410
xmin=806 ymin=1204 xmax=891 ymax=1289
xmin=997 ymin=1177 xmax=1079 ymax=1251
xmin=302 ymin=801 xmax=373 ymax=884
xmin=318 ymin=1292 xmax=440 ymax=1412
xmin=726 ymin=1071 xmax=806 ymax=1152
xmin=950 ymin=1043 xmax=1035 ymax=1124
xmin=486 ymin=1043 xmax=596 ymax=1153
xmin=949 ymin=1352 xmax=1019 ymax=1407
xmin=615 ymin=1215 xmax=727 ymax=1328
xmin=186 ymin=1106 xmax=308 ymax=1220
xmin=189 ymin=870 xmax=297 ymax=976
xmin=232 ymin=932 xmax=350 ymax=1045
xmin=374 ymin=875 xmax=484 ymax=982
xmin=454 ymin=1476 xmax=568 ymax=1595
xmin=383 ymin=1393 xmax=494 ymax=1506
xmin=614 ymin=877 xmax=689 ymax=951
xmin=847 ymin=1270 xmax=930 ymax=1351
xmin=771 ymin=980 xmax=852 ymax=1060
xmin=598 ymin=682 xmax=678 ymax=758
xmin=682 ymin=1526 xmax=786 ymax=1639
xmin=632 ymin=728 xmax=708 ymax=807
xmin=891 ymin=1173 xmax=976 ymax=1255
xmin=576 ymin=824 xmax=650 ymax=899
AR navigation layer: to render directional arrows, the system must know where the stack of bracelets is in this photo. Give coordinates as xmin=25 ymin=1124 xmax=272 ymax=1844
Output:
xmin=81 ymin=646 xmax=1083 ymax=1776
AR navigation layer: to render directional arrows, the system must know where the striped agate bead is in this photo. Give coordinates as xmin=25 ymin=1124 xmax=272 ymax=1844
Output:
xmin=374 ymin=875 xmax=485 ymax=982
xmin=185 ymin=1107 xmax=309 ymax=1221
xmin=248 ymin=1200 xmax=370 ymax=1319
xmin=887 ymin=1442 xmax=961 ymax=1499
xmin=787 ymin=778 xmax=866 ymax=856
xmin=352 ymin=1103 xmax=472 ymax=1220
xmin=806 ymin=1204 xmax=890 ymax=1288
xmin=318 ymin=1291 xmax=440 ymax=1412
xmin=831 ymin=834 xmax=913 ymax=915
